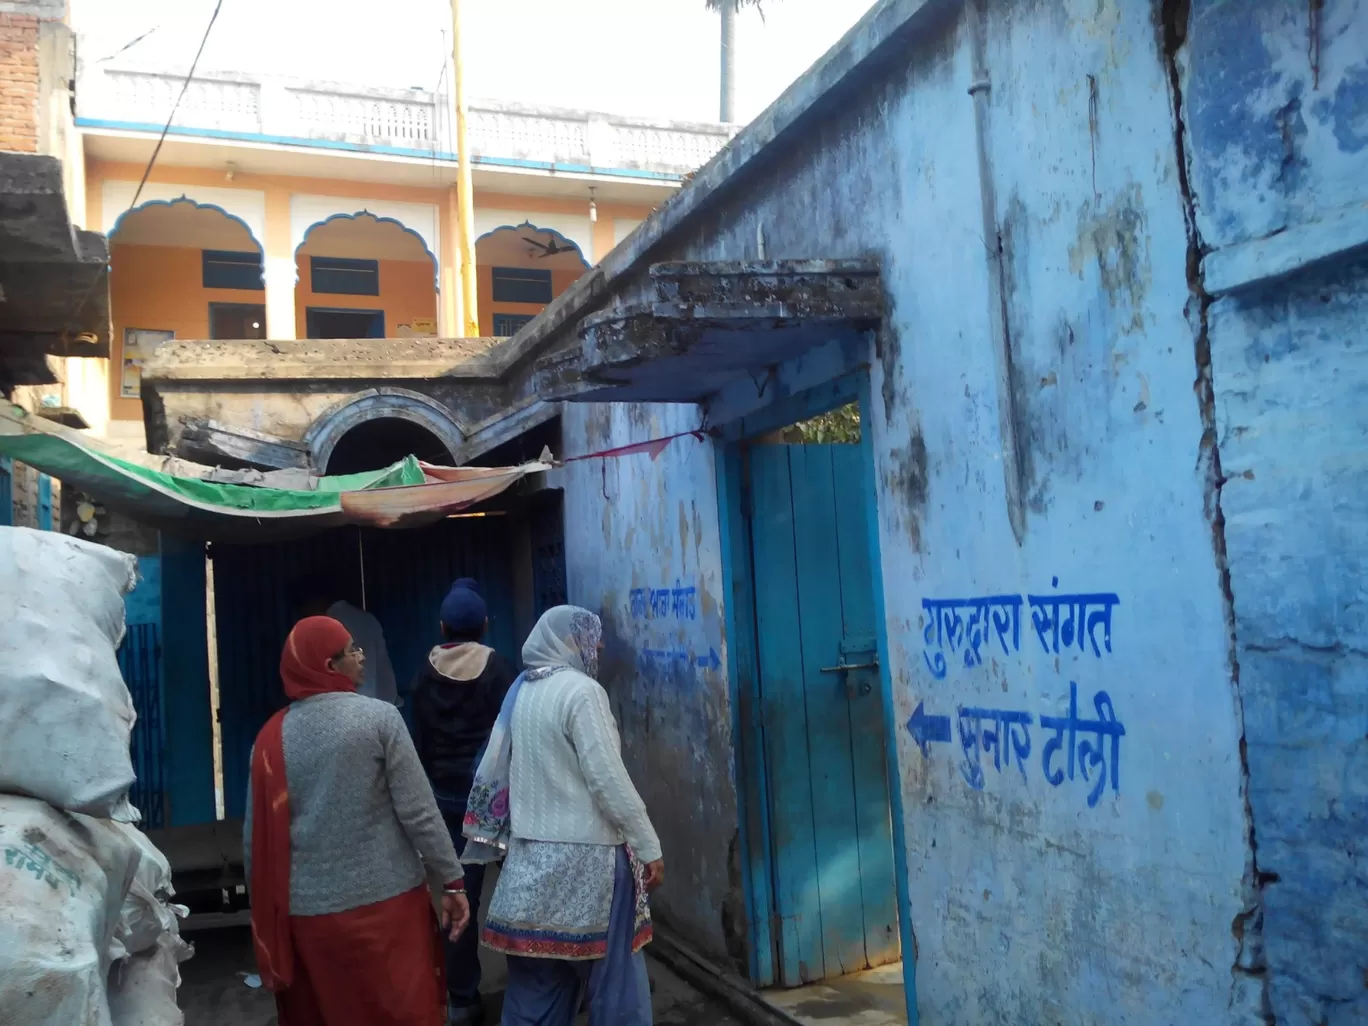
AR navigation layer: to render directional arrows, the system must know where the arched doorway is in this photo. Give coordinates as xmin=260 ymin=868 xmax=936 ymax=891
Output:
xmin=295 ymin=213 xmax=438 ymax=339
xmin=324 ymin=418 xmax=453 ymax=475
xmin=475 ymin=223 xmax=589 ymax=337
xmin=108 ymin=199 xmax=265 ymax=409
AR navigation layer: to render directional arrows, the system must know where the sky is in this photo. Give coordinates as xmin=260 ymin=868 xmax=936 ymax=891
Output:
xmin=71 ymin=0 xmax=880 ymax=126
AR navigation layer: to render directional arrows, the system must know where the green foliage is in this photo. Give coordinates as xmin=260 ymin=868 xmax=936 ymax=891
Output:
xmin=780 ymin=404 xmax=861 ymax=444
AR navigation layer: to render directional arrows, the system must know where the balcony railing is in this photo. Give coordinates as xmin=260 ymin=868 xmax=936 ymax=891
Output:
xmin=77 ymin=66 xmax=735 ymax=176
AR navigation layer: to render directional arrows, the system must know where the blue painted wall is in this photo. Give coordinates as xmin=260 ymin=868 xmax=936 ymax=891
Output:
xmin=554 ymin=0 xmax=1367 ymax=1020
xmin=557 ymin=401 xmax=738 ymax=959
xmin=1186 ymin=2 xmax=1368 ymax=1022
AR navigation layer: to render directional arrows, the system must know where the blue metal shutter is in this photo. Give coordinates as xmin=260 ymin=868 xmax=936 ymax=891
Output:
xmin=213 ymin=518 xmax=517 ymax=821
xmin=0 ymin=456 xmax=11 ymax=526
xmin=119 ymin=623 xmax=167 ymax=828
xmin=37 ymin=474 xmax=52 ymax=530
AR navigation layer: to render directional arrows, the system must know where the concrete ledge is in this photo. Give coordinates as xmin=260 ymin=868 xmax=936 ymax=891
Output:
xmin=1203 ymin=200 xmax=1368 ymax=296
xmin=142 ymin=338 xmax=507 ymax=383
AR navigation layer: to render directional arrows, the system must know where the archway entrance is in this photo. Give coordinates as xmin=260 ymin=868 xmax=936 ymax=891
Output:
xmin=108 ymin=199 xmax=266 ymax=406
xmin=324 ymin=418 xmax=453 ymax=475
xmin=296 ymin=214 xmax=438 ymax=340
xmin=475 ymin=224 xmax=589 ymax=337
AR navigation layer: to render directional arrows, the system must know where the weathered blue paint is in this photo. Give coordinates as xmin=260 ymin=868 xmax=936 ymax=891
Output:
xmin=724 ymin=389 xmax=901 ymax=986
xmin=35 ymin=473 xmax=51 ymax=530
xmin=745 ymin=439 xmax=900 ymax=982
xmin=557 ymin=401 xmax=738 ymax=961
xmin=124 ymin=554 xmax=162 ymax=627
xmin=750 ymin=444 xmax=824 ymax=985
xmin=1209 ymin=256 xmax=1368 ymax=1024
xmin=544 ymin=0 xmax=1368 ymax=1020
xmin=715 ymin=439 xmax=777 ymax=984
xmin=159 ymin=535 xmax=217 ymax=827
xmin=855 ymin=371 xmax=920 ymax=1026
xmin=1182 ymin=3 xmax=1368 ymax=1022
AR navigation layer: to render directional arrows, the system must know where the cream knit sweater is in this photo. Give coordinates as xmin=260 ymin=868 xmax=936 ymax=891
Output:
xmin=508 ymin=670 xmax=662 ymax=863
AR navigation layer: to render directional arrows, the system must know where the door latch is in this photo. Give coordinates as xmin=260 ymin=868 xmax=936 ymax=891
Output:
xmin=820 ymin=661 xmax=878 ymax=699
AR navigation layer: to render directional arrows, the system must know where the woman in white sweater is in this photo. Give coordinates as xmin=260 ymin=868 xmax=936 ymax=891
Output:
xmin=461 ymin=605 xmax=663 ymax=1025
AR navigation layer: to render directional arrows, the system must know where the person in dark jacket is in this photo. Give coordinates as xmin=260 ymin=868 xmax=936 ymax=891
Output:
xmin=411 ymin=579 xmax=517 ymax=1026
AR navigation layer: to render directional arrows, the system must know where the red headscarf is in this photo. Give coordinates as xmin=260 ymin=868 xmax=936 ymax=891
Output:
xmin=250 ymin=616 xmax=357 ymax=991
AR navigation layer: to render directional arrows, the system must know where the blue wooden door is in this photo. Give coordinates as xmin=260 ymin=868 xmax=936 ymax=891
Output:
xmin=749 ymin=442 xmax=900 ymax=986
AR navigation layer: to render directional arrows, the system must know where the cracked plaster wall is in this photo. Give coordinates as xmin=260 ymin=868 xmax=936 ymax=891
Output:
xmin=556 ymin=0 xmax=1368 ymax=1020
xmin=559 ymin=399 xmax=737 ymax=960
xmin=1182 ymin=2 xmax=1368 ymax=1023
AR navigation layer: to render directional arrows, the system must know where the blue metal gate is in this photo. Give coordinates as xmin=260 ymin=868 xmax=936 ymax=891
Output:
xmin=36 ymin=474 xmax=51 ymax=531
xmin=0 ymin=456 xmax=12 ymax=526
xmin=530 ymin=492 xmax=567 ymax=617
xmin=119 ymin=622 xmax=167 ymax=828
xmin=213 ymin=517 xmax=518 ymax=821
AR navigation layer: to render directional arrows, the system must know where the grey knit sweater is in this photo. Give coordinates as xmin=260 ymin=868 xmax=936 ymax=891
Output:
xmin=244 ymin=692 xmax=462 ymax=917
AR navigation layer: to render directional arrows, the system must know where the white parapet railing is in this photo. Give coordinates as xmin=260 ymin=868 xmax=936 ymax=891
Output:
xmin=78 ymin=65 xmax=736 ymax=176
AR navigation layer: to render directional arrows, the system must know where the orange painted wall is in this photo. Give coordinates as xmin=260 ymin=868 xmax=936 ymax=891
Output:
xmin=293 ymin=256 xmax=437 ymax=337
xmin=88 ymin=161 xmax=660 ymax=247
xmin=476 ymin=265 xmax=584 ymax=337
xmin=108 ymin=242 xmax=266 ymax=421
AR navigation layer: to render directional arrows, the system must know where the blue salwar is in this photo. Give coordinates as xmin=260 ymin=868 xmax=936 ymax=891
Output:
xmin=500 ymin=847 xmax=652 ymax=1026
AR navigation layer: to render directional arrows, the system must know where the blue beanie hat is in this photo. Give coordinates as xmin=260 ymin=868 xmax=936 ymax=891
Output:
xmin=440 ymin=584 xmax=487 ymax=634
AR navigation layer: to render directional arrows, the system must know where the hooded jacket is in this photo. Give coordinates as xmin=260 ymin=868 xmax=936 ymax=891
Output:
xmin=410 ymin=641 xmax=517 ymax=802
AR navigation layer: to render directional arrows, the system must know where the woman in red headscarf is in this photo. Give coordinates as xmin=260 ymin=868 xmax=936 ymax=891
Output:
xmin=246 ymin=615 xmax=471 ymax=1026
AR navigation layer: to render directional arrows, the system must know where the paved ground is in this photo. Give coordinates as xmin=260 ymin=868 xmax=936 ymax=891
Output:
xmin=179 ymin=926 xmax=746 ymax=1025
xmin=760 ymin=963 xmax=907 ymax=1026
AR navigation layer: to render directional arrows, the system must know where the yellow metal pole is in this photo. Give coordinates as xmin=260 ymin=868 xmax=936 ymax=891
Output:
xmin=451 ymin=0 xmax=479 ymax=336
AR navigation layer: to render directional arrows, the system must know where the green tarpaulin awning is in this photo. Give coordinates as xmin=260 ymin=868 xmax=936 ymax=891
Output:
xmin=0 ymin=405 xmax=546 ymax=541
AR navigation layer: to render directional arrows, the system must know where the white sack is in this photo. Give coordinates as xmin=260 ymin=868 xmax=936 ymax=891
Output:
xmin=107 ymin=932 xmax=191 ymax=1026
xmin=109 ymin=824 xmax=184 ymax=961
xmin=0 ymin=796 xmax=142 ymax=1026
xmin=0 ymin=527 xmax=140 ymax=819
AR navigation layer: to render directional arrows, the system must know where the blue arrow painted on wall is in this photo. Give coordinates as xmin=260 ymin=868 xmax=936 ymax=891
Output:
xmin=694 ymin=648 xmax=721 ymax=671
xmin=906 ymin=700 xmax=952 ymax=757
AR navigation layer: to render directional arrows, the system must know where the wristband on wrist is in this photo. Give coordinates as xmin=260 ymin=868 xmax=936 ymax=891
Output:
xmin=443 ymin=880 xmax=465 ymax=894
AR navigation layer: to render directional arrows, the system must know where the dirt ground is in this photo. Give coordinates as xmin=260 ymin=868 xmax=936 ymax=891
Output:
xmin=178 ymin=872 xmax=744 ymax=1026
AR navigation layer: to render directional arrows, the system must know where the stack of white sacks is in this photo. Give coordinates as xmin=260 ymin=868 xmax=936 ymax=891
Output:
xmin=0 ymin=526 xmax=192 ymax=1025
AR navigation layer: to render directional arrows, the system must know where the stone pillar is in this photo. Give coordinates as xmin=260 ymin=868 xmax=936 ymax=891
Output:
xmin=263 ymin=185 xmax=297 ymax=340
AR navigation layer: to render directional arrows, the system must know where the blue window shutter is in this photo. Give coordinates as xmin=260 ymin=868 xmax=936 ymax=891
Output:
xmin=202 ymin=250 xmax=264 ymax=290
xmin=491 ymin=267 xmax=553 ymax=304
xmin=310 ymin=257 xmax=380 ymax=296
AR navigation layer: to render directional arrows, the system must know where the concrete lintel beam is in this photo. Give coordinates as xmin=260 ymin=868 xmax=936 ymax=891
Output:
xmin=142 ymin=338 xmax=508 ymax=384
xmin=534 ymin=259 xmax=884 ymax=404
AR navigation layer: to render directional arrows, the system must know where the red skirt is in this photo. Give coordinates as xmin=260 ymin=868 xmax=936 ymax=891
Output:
xmin=274 ymin=885 xmax=446 ymax=1026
